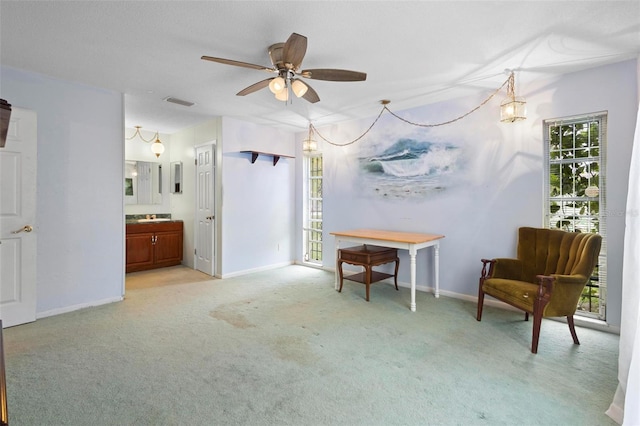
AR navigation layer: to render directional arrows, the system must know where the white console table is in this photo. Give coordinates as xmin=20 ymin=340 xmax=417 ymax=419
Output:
xmin=330 ymin=229 xmax=445 ymax=312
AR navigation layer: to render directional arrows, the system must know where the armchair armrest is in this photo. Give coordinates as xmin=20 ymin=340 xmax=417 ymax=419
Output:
xmin=550 ymin=274 xmax=590 ymax=286
xmin=535 ymin=275 xmax=555 ymax=298
xmin=480 ymin=259 xmax=495 ymax=280
xmin=487 ymin=258 xmax=523 ymax=280
xmin=537 ymin=274 xmax=588 ymax=317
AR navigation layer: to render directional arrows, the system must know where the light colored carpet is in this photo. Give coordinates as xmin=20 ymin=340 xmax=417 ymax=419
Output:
xmin=3 ymin=265 xmax=619 ymax=425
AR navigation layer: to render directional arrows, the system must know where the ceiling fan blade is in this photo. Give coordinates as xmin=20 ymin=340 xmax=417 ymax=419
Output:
xmin=282 ymin=33 xmax=307 ymax=70
xmin=300 ymin=69 xmax=367 ymax=82
xmin=236 ymin=78 xmax=273 ymax=96
xmin=201 ymin=56 xmax=274 ymax=73
xmin=301 ymin=82 xmax=320 ymax=103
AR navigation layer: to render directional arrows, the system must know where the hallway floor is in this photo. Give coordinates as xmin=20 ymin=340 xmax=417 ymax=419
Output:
xmin=125 ymin=265 xmax=213 ymax=290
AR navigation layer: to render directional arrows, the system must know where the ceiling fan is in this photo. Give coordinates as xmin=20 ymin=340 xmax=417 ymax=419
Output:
xmin=201 ymin=33 xmax=366 ymax=103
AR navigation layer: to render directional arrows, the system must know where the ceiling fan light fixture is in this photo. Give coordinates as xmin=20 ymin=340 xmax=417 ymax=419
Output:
xmin=202 ymin=33 xmax=366 ymax=105
xmin=269 ymin=77 xmax=286 ymax=94
xmin=275 ymin=88 xmax=289 ymax=102
xmin=291 ymin=79 xmax=308 ymax=98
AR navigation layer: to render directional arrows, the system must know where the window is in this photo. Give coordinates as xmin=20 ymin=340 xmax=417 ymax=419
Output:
xmin=303 ymin=154 xmax=323 ymax=264
xmin=543 ymin=113 xmax=607 ymax=320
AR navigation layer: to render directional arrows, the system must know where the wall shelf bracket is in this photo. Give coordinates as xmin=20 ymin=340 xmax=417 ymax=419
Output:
xmin=241 ymin=150 xmax=294 ymax=166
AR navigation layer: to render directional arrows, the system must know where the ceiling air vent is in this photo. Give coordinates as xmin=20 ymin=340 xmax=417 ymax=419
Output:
xmin=163 ymin=97 xmax=195 ymax=107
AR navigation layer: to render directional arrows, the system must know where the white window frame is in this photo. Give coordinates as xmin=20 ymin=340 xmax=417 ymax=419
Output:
xmin=303 ymin=153 xmax=323 ymax=265
xmin=543 ymin=112 xmax=607 ymax=320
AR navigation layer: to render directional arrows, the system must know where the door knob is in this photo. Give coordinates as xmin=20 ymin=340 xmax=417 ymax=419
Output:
xmin=206 ymin=216 xmax=214 ymax=220
xmin=12 ymin=225 xmax=33 ymax=234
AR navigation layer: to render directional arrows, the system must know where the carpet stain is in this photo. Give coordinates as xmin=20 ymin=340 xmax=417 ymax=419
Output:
xmin=209 ymin=309 xmax=255 ymax=329
xmin=269 ymin=336 xmax=318 ymax=365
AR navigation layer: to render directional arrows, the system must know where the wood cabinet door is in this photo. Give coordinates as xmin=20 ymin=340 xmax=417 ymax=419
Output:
xmin=154 ymin=230 xmax=183 ymax=266
xmin=126 ymin=233 xmax=155 ymax=272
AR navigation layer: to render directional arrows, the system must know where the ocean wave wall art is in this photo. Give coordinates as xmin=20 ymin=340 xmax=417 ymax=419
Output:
xmin=358 ymin=138 xmax=462 ymax=199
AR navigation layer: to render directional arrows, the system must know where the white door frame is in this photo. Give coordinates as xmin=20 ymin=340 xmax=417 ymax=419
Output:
xmin=0 ymin=107 xmax=37 ymax=328
xmin=194 ymin=142 xmax=216 ymax=276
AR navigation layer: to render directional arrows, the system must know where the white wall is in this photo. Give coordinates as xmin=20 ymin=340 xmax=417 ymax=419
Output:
xmin=170 ymin=117 xmax=222 ymax=271
xmin=221 ymin=116 xmax=296 ymax=276
xmin=300 ymin=59 xmax=638 ymax=329
xmin=1 ymin=66 xmax=124 ymax=315
xmin=162 ymin=116 xmax=296 ymax=278
xmin=535 ymin=60 xmax=638 ymax=329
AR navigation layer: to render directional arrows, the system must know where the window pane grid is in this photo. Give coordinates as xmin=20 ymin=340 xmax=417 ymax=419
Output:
xmin=304 ymin=155 xmax=323 ymax=264
xmin=544 ymin=115 xmax=606 ymax=320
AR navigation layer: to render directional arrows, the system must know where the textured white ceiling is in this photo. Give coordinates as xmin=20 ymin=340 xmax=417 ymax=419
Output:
xmin=1 ymin=1 xmax=639 ymax=133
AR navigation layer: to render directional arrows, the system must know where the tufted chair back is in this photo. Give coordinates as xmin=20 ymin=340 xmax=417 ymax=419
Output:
xmin=518 ymin=227 xmax=601 ymax=282
xmin=517 ymin=227 xmax=602 ymax=318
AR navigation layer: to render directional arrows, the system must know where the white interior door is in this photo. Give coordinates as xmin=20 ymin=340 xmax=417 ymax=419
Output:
xmin=195 ymin=144 xmax=215 ymax=276
xmin=0 ymin=108 xmax=37 ymax=328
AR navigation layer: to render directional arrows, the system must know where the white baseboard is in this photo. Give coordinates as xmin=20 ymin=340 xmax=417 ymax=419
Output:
xmin=551 ymin=314 xmax=620 ymax=334
xmin=294 ymin=260 xmax=324 ymax=269
xmin=36 ymin=296 xmax=123 ymax=320
xmin=220 ymin=261 xmax=295 ymax=279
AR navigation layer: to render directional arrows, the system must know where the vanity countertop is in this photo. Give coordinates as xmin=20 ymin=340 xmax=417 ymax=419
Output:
xmin=125 ymin=219 xmax=183 ymax=225
xmin=125 ymin=213 xmax=183 ymax=225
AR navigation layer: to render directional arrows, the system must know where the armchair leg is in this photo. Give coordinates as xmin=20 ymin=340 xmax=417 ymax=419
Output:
xmin=530 ymin=275 xmax=553 ymax=354
xmin=567 ymin=315 xmax=580 ymax=345
xmin=477 ymin=260 xmax=494 ymax=322
xmin=531 ymin=312 xmax=542 ymax=354
xmin=476 ymin=279 xmax=485 ymax=321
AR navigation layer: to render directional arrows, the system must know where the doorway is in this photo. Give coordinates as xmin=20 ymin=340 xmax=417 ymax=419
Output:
xmin=126 ymin=265 xmax=212 ymax=290
xmin=194 ymin=143 xmax=215 ymax=276
xmin=0 ymin=108 xmax=37 ymax=327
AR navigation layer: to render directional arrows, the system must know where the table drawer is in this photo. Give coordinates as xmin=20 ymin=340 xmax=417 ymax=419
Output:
xmin=339 ymin=245 xmax=397 ymax=265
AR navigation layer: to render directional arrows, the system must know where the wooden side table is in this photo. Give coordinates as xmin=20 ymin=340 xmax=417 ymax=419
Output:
xmin=338 ymin=245 xmax=400 ymax=301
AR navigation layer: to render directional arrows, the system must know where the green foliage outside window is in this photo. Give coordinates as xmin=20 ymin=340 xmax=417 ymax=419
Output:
xmin=305 ymin=156 xmax=323 ymax=263
xmin=548 ymin=121 xmax=600 ymax=234
xmin=547 ymin=118 xmax=605 ymax=318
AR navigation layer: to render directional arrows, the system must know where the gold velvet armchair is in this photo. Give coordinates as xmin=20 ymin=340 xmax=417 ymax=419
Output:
xmin=476 ymin=227 xmax=602 ymax=354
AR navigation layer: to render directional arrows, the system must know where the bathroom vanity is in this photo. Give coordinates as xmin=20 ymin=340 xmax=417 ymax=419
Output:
xmin=126 ymin=220 xmax=183 ymax=273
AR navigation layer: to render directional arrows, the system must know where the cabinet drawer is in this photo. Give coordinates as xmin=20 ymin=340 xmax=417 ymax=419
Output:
xmin=126 ymin=221 xmax=183 ymax=234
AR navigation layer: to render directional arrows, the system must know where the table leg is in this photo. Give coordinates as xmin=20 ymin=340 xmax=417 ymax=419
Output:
xmin=410 ymin=246 xmax=417 ymax=312
xmin=334 ymin=239 xmax=340 ymax=290
xmin=434 ymin=242 xmax=440 ymax=298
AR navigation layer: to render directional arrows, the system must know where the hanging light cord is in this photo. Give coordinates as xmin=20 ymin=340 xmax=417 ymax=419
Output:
xmin=310 ymin=104 xmax=387 ymax=147
xmin=126 ymin=126 xmax=160 ymax=143
xmin=311 ymin=72 xmax=514 ymax=147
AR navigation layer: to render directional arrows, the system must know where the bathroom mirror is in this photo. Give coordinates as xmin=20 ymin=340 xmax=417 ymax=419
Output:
xmin=125 ymin=160 xmax=163 ymax=205
xmin=170 ymin=161 xmax=182 ymax=194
